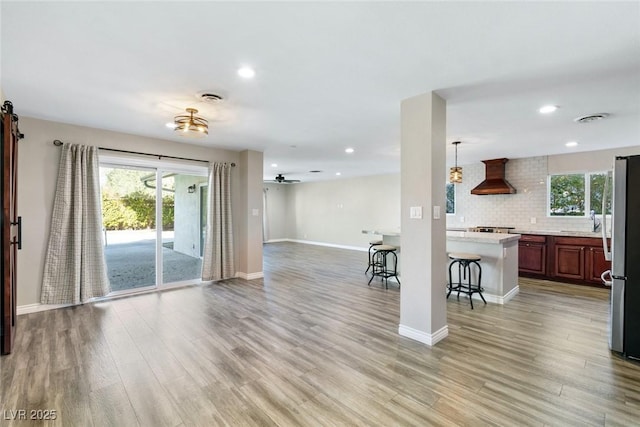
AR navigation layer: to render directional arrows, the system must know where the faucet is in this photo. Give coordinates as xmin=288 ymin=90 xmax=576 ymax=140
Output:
xmin=590 ymin=210 xmax=601 ymax=232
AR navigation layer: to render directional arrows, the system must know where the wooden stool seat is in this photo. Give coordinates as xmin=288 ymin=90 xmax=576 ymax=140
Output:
xmin=448 ymin=253 xmax=481 ymax=261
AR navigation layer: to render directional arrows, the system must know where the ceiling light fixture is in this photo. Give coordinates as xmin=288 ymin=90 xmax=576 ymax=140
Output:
xmin=336 ymin=172 xmax=341 ymax=176
xmin=539 ymin=105 xmax=558 ymax=114
xmin=173 ymin=108 xmax=208 ymax=137
xmin=565 ymin=141 xmax=579 ymax=147
xmin=450 ymin=141 xmax=463 ymax=184
xmin=345 ymin=148 xmax=354 ymax=154
xmin=271 ymin=163 xmax=278 ymax=168
xmin=238 ymin=66 xmax=255 ymax=79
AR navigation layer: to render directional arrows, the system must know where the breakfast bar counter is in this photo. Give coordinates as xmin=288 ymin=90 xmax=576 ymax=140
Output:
xmin=362 ymin=230 xmax=521 ymax=304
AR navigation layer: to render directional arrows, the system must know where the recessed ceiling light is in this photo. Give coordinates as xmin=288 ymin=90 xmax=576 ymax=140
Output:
xmin=565 ymin=141 xmax=579 ymax=147
xmin=539 ymin=105 xmax=558 ymax=114
xmin=237 ymin=66 xmax=255 ymax=79
xmin=271 ymin=163 xmax=278 ymax=168
xmin=165 ymin=122 xmax=176 ymax=129
xmin=336 ymin=172 xmax=341 ymax=176
xmin=345 ymin=148 xmax=354 ymax=154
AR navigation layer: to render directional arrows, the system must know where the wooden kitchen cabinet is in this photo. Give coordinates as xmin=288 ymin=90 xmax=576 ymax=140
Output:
xmin=586 ymin=245 xmax=611 ymax=284
xmin=518 ymin=234 xmax=611 ymax=287
xmin=518 ymin=234 xmax=546 ymax=275
xmin=553 ymin=243 xmax=586 ymax=280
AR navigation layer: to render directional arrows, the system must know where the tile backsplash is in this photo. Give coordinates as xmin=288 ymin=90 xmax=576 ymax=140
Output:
xmin=446 ymin=156 xmax=609 ymax=233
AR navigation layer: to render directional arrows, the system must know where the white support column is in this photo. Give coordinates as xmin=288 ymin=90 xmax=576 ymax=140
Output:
xmin=398 ymin=92 xmax=448 ymax=346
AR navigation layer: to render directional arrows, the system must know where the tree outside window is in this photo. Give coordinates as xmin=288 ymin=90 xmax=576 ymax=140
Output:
xmin=446 ymin=183 xmax=455 ymax=214
xmin=589 ymin=173 xmax=612 ymax=215
xmin=548 ymin=172 xmax=611 ymax=216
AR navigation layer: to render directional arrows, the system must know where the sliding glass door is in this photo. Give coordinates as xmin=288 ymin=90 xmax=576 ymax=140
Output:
xmin=100 ymin=165 xmax=157 ymax=291
xmin=99 ymin=159 xmax=208 ymax=294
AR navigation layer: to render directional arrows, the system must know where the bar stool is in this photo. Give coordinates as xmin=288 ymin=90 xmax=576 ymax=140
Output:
xmin=365 ymin=239 xmax=383 ymax=274
xmin=447 ymin=252 xmax=485 ymax=309
xmin=368 ymin=245 xmax=400 ymax=289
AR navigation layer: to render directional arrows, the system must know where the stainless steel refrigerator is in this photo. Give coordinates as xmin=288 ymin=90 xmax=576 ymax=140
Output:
xmin=603 ymin=155 xmax=640 ymax=360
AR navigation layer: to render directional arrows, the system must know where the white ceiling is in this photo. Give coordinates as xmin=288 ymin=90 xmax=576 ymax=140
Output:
xmin=2 ymin=2 xmax=639 ymax=183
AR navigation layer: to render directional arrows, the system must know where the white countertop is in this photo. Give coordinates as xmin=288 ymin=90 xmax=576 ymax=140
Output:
xmin=446 ymin=231 xmax=521 ymax=244
xmin=512 ymin=229 xmax=610 ymax=238
xmin=362 ymin=229 xmax=400 ymax=237
xmin=363 ymin=229 xmax=520 ymax=244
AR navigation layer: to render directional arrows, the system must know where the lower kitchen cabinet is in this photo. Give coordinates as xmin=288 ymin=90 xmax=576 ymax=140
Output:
xmin=586 ymin=246 xmax=610 ymax=283
xmin=553 ymin=243 xmax=585 ymax=280
xmin=518 ymin=235 xmax=546 ymax=275
xmin=518 ymin=234 xmax=611 ymax=286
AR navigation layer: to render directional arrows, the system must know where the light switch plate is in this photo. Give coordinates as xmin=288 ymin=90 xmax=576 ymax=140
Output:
xmin=410 ymin=206 xmax=423 ymax=219
xmin=433 ymin=206 xmax=441 ymax=220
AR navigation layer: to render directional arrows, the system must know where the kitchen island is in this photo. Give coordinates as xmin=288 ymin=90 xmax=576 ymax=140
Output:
xmin=362 ymin=230 xmax=521 ymax=304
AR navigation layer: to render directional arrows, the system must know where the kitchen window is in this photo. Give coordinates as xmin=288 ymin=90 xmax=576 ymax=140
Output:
xmin=446 ymin=183 xmax=455 ymax=214
xmin=548 ymin=171 xmax=611 ymax=216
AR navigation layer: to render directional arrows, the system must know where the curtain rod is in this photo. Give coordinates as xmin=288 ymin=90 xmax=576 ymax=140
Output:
xmin=52 ymin=139 xmax=236 ymax=167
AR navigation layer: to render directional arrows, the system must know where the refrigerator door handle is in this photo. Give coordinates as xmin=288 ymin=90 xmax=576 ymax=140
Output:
xmin=602 ymin=171 xmax=612 ymax=261
xmin=601 ymin=270 xmax=613 ymax=286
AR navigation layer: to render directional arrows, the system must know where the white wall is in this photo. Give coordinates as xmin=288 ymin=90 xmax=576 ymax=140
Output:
xmin=286 ymin=174 xmax=400 ymax=248
xmin=17 ymin=117 xmax=241 ymax=306
xmin=263 ymin=183 xmax=291 ymax=241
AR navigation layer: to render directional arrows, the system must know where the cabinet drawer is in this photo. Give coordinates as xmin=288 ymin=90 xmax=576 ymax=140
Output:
xmin=520 ymin=234 xmax=547 ymax=244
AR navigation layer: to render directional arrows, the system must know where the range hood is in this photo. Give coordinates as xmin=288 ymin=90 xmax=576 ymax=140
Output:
xmin=470 ymin=158 xmax=517 ymax=195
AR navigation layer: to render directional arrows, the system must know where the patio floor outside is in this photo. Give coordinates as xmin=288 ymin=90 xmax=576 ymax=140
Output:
xmin=104 ymin=230 xmax=201 ymax=291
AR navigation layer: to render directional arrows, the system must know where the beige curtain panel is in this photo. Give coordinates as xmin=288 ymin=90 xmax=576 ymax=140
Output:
xmin=202 ymin=162 xmax=235 ymax=281
xmin=41 ymin=143 xmax=111 ymax=304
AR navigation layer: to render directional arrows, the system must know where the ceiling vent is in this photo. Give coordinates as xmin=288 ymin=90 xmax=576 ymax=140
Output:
xmin=199 ymin=93 xmax=224 ymax=103
xmin=574 ymin=113 xmax=609 ymax=123
xmin=470 ymin=158 xmax=517 ymax=195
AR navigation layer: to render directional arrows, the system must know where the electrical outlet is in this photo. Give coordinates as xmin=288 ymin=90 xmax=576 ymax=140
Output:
xmin=460 ymin=216 xmax=465 ymax=223
xmin=530 ymin=217 xmax=537 ymax=224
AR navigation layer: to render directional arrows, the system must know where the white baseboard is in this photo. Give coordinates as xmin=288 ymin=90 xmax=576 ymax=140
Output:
xmin=17 ymin=302 xmax=76 ymax=315
xmin=17 ymin=280 xmax=206 ymax=315
xmin=398 ymin=323 xmax=449 ymax=346
xmin=286 ymin=239 xmax=368 ymax=252
xmin=235 ymin=271 xmax=264 ymax=280
xmin=463 ymin=285 xmax=519 ymax=305
xmin=264 ymin=239 xmax=288 ymax=243
xmin=501 ymin=285 xmax=520 ymax=303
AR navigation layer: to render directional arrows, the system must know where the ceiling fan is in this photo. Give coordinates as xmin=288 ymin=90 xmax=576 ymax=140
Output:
xmin=269 ymin=173 xmax=300 ymax=184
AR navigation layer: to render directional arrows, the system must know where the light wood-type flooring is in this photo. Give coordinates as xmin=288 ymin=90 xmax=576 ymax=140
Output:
xmin=1 ymin=242 xmax=639 ymax=426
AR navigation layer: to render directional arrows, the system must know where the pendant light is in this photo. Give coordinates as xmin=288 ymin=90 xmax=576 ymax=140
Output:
xmin=450 ymin=141 xmax=463 ymax=184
